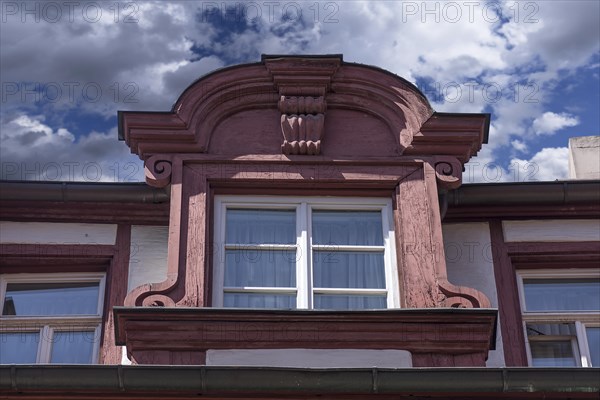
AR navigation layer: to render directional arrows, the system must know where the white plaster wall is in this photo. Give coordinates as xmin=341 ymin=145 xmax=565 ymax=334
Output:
xmin=120 ymin=346 xmax=132 ymax=365
xmin=0 ymin=222 xmax=117 ymax=244
xmin=207 ymin=349 xmax=412 ymax=368
xmin=127 ymin=225 xmax=169 ymax=292
xmin=502 ymin=219 xmax=600 ymax=242
xmin=569 ymin=136 xmax=600 ymax=179
xmin=442 ymin=222 xmax=505 ymax=367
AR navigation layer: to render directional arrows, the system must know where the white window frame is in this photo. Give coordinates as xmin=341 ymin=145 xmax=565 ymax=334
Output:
xmin=0 ymin=272 xmax=105 ymax=364
xmin=517 ymin=269 xmax=600 ymax=367
xmin=212 ymin=195 xmax=400 ymax=309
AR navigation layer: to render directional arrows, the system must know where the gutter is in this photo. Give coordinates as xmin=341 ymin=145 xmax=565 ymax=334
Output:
xmin=0 ymin=366 xmax=598 ymax=396
xmin=0 ymin=180 xmax=597 ymax=207
xmin=0 ymin=181 xmax=169 ymax=203
xmin=447 ymin=180 xmax=600 ymax=206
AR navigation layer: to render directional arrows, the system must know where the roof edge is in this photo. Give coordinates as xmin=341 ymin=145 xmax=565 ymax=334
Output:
xmin=0 ymin=365 xmax=598 ymax=396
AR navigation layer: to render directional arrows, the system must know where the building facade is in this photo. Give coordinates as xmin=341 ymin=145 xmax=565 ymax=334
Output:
xmin=1 ymin=55 xmax=599 ymax=398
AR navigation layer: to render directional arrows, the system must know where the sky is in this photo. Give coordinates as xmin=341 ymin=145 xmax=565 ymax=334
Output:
xmin=1 ymin=0 xmax=598 ymax=183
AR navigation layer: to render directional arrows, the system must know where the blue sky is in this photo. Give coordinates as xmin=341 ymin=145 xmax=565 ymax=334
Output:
xmin=1 ymin=0 xmax=598 ymax=182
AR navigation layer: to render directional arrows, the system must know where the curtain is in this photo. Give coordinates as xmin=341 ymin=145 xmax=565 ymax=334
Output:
xmin=224 ymin=209 xmax=296 ymax=290
xmin=312 ymin=210 xmax=386 ymax=309
xmin=226 ymin=209 xmax=295 ymax=245
xmin=222 ymin=208 xmax=388 ymax=309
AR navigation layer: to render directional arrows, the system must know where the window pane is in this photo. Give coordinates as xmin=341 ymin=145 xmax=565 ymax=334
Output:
xmin=530 ymin=341 xmax=577 ymax=367
xmin=314 ymin=295 xmax=386 ymax=310
xmin=50 ymin=331 xmax=95 ymax=364
xmin=225 ymin=250 xmax=296 ymax=287
xmin=0 ymin=332 xmax=39 ymax=363
xmin=2 ymin=282 xmax=100 ymax=316
xmin=526 ymin=322 xmax=577 ymax=337
xmin=523 ymin=278 xmax=600 ymax=311
xmin=223 ymin=293 xmax=295 ymax=309
xmin=225 ymin=209 xmax=295 ymax=244
xmin=312 ymin=211 xmax=383 ymax=246
xmin=313 ymin=251 xmax=385 ymax=289
xmin=587 ymin=327 xmax=600 ymax=367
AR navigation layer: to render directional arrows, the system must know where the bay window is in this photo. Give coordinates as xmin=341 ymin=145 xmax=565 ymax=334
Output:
xmin=518 ymin=269 xmax=600 ymax=367
xmin=0 ymin=273 xmax=105 ymax=364
xmin=212 ymin=196 xmax=399 ymax=309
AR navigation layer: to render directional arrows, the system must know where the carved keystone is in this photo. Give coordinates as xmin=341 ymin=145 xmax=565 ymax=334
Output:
xmin=279 ymin=96 xmax=326 ymax=155
xmin=265 ymin=56 xmax=340 ymax=155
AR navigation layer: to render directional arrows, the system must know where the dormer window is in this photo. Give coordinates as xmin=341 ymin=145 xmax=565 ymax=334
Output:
xmin=212 ymin=196 xmax=399 ymax=309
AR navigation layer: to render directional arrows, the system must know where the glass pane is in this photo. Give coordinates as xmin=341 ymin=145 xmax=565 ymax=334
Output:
xmin=225 ymin=250 xmax=296 ymax=287
xmin=586 ymin=327 xmax=600 ymax=367
xmin=225 ymin=209 xmax=295 ymax=244
xmin=530 ymin=341 xmax=577 ymax=367
xmin=526 ymin=322 xmax=577 ymax=337
xmin=223 ymin=293 xmax=295 ymax=309
xmin=0 ymin=332 xmax=39 ymax=363
xmin=2 ymin=282 xmax=100 ymax=316
xmin=312 ymin=211 xmax=383 ymax=246
xmin=50 ymin=331 xmax=95 ymax=364
xmin=313 ymin=251 xmax=385 ymax=289
xmin=314 ymin=294 xmax=386 ymax=310
xmin=523 ymin=278 xmax=600 ymax=311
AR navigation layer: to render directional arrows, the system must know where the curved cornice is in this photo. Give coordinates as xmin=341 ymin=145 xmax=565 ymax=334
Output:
xmin=120 ymin=55 xmax=479 ymax=161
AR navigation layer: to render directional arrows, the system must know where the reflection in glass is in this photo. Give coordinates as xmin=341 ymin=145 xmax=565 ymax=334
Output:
xmin=225 ymin=209 xmax=295 ymax=244
xmin=523 ymin=278 xmax=600 ymax=311
xmin=527 ymin=322 xmax=577 ymax=337
xmin=0 ymin=332 xmax=39 ymax=363
xmin=313 ymin=251 xmax=385 ymax=289
xmin=312 ymin=210 xmax=383 ymax=246
xmin=50 ymin=331 xmax=95 ymax=364
xmin=314 ymin=295 xmax=386 ymax=310
xmin=530 ymin=341 xmax=577 ymax=367
xmin=586 ymin=327 xmax=600 ymax=367
xmin=2 ymin=282 xmax=99 ymax=316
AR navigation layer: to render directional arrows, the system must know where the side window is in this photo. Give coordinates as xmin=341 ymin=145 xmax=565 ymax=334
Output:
xmin=0 ymin=273 xmax=105 ymax=364
xmin=518 ymin=270 xmax=600 ymax=367
xmin=213 ymin=196 xmax=399 ymax=310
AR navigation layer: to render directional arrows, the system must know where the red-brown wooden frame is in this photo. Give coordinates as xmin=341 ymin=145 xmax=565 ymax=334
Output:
xmin=489 ymin=219 xmax=600 ymax=366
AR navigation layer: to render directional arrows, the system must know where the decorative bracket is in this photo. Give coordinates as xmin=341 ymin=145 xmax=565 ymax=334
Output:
xmin=144 ymin=155 xmax=173 ymax=188
xmin=433 ymin=156 xmax=463 ymax=190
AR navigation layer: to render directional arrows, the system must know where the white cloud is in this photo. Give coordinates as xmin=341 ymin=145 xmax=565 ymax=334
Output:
xmin=0 ymin=114 xmax=142 ymax=181
xmin=1 ymin=1 xmax=598 ymax=182
xmin=465 ymin=145 xmax=570 ymax=183
xmin=532 ymin=112 xmax=579 ymax=136
xmin=511 ymin=139 xmax=528 ymax=153
xmin=510 ymin=147 xmax=570 ymax=181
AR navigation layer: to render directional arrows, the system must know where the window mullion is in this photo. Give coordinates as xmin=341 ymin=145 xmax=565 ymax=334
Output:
xmin=297 ymin=202 xmax=310 ymax=309
xmin=575 ymin=320 xmax=593 ymax=367
xmin=38 ymin=325 xmax=52 ymax=363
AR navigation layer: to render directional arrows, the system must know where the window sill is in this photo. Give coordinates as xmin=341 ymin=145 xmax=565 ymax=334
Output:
xmin=114 ymin=307 xmax=497 ymax=367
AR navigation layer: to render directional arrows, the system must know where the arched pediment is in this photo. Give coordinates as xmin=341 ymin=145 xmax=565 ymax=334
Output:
xmin=119 ymin=55 xmax=462 ymax=160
